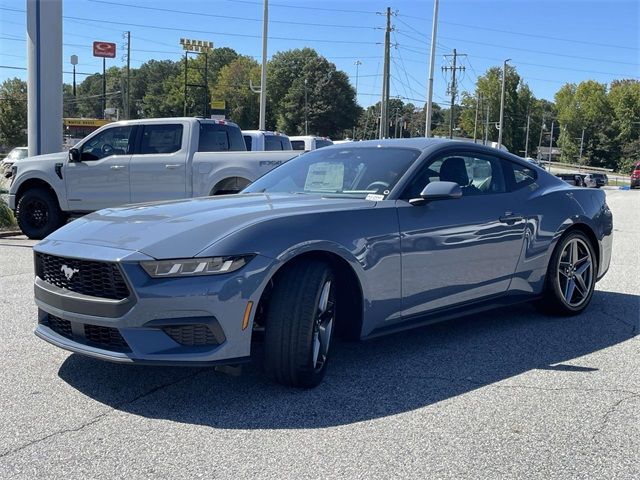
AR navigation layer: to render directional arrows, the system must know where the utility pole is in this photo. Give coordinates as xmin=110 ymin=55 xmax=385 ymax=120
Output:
xmin=548 ymin=121 xmax=554 ymax=170
xmin=578 ymin=127 xmax=585 ymax=169
xmin=258 ymin=0 xmax=268 ymax=129
xmin=484 ymin=104 xmax=490 ymax=145
xmin=442 ymin=48 xmax=465 ymax=139
xmin=473 ymin=93 xmax=480 ymax=143
xmin=125 ymin=31 xmax=131 ymax=119
xmin=379 ymin=7 xmax=392 ymax=139
xmin=353 ymin=60 xmax=362 ymax=139
xmin=497 ymin=58 xmax=511 ymax=148
xmin=537 ymin=116 xmax=545 ymax=160
xmin=524 ymin=112 xmax=530 ymax=158
xmin=425 ymin=0 xmax=439 ymax=137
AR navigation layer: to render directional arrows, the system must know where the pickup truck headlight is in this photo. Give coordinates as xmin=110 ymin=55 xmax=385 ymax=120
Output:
xmin=141 ymin=255 xmax=254 ymax=278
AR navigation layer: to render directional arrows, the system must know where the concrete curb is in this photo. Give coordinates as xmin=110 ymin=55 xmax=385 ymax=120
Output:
xmin=0 ymin=230 xmax=23 ymax=238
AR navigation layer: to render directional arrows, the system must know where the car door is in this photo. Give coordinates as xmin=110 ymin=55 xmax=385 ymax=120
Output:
xmin=65 ymin=125 xmax=135 ymax=211
xmin=129 ymin=123 xmax=187 ymax=203
xmin=396 ymin=151 xmax=527 ymax=318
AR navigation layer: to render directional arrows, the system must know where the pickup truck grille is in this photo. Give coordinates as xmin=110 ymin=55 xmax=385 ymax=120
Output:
xmin=35 ymin=253 xmax=130 ymax=300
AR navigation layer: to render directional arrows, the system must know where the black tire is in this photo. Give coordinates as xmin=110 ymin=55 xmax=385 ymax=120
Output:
xmin=16 ymin=187 xmax=65 ymax=239
xmin=264 ymin=260 xmax=336 ymax=388
xmin=539 ymin=230 xmax=597 ymax=316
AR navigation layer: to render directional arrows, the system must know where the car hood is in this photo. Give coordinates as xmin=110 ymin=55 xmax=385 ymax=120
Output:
xmin=16 ymin=151 xmax=67 ymax=166
xmin=45 ymin=193 xmax=375 ymax=259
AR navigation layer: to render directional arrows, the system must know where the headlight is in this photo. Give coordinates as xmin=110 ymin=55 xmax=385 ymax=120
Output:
xmin=141 ymin=255 xmax=254 ymax=278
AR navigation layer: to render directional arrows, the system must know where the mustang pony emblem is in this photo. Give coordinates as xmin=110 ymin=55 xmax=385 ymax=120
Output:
xmin=60 ymin=265 xmax=79 ymax=281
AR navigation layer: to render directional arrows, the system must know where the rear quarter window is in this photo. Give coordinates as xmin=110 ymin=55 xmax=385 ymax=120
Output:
xmin=505 ymin=161 xmax=537 ymax=191
xmin=198 ymin=123 xmax=245 ymax=152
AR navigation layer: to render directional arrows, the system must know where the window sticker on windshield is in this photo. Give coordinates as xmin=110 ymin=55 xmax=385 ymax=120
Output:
xmin=365 ymin=193 xmax=385 ymax=201
xmin=304 ymin=162 xmax=344 ymax=191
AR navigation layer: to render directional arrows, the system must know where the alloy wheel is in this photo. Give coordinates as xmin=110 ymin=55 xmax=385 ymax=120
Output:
xmin=312 ymin=280 xmax=334 ymax=371
xmin=557 ymin=238 xmax=594 ymax=308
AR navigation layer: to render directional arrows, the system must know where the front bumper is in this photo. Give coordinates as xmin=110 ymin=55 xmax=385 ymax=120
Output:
xmin=33 ymin=241 xmax=274 ymax=366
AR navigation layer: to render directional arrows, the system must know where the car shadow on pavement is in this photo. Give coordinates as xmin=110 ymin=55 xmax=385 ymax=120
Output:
xmin=57 ymin=289 xmax=638 ymax=429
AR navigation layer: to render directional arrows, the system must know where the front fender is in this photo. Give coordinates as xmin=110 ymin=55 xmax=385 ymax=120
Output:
xmin=9 ymin=170 xmax=68 ymax=211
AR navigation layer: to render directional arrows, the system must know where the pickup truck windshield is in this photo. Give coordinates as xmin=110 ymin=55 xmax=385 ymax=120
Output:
xmin=244 ymin=146 xmax=421 ymax=199
xmin=199 ymin=123 xmax=245 ymax=152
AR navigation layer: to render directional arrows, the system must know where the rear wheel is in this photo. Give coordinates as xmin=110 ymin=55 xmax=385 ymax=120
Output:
xmin=16 ymin=187 xmax=65 ymax=239
xmin=264 ymin=260 xmax=335 ymax=388
xmin=540 ymin=231 xmax=597 ymax=315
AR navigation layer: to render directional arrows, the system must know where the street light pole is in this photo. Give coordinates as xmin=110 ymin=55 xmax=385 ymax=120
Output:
xmin=70 ymin=55 xmax=78 ymax=97
xmin=497 ymin=58 xmax=510 ymax=148
xmin=304 ymin=78 xmax=308 ymax=135
xmin=353 ymin=59 xmax=362 ymax=139
xmin=259 ymin=0 xmax=268 ymax=130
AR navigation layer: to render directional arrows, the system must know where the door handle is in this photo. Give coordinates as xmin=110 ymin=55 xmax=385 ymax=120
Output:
xmin=165 ymin=164 xmax=182 ymax=169
xmin=499 ymin=212 xmax=524 ymax=224
xmin=110 ymin=165 xmax=126 ymax=170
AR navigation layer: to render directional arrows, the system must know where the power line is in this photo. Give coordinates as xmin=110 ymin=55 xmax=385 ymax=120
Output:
xmin=396 ymin=13 xmax=639 ymax=51
xmin=88 ymin=0 xmax=380 ymax=30
xmin=222 ymin=0 xmax=378 ymax=15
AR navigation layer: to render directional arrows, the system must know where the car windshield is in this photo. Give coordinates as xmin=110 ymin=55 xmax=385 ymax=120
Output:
xmin=7 ymin=148 xmax=28 ymax=160
xmin=244 ymin=146 xmax=422 ymax=199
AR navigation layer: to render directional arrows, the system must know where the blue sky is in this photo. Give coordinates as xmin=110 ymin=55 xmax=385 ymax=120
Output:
xmin=1 ymin=0 xmax=638 ymax=109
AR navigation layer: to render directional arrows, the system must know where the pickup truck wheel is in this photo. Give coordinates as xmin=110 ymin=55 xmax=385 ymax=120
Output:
xmin=264 ymin=260 xmax=335 ymax=388
xmin=16 ymin=187 xmax=65 ymax=239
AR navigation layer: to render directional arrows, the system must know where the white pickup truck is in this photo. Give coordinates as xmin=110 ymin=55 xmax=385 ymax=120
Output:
xmin=8 ymin=117 xmax=300 ymax=239
xmin=242 ymin=130 xmax=292 ymax=151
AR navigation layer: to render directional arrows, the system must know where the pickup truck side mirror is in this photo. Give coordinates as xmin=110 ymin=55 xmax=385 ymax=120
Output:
xmin=409 ymin=181 xmax=462 ymax=205
xmin=68 ymin=148 xmax=80 ymax=162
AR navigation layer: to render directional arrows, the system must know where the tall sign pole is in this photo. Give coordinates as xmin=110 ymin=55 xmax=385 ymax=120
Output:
xmin=425 ymin=0 xmax=439 ymax=137
xmin=92 ymin=41 xmax=116 ymax=119
xmin=259 ymin=0 xmax=269 ymax=130
xmin=27 ymin=0 xmax=63 ymax=156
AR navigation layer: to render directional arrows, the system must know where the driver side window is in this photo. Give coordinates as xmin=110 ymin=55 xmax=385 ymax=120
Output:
xmin=402 ymin=152 xmax=506 ymax=199
xmin=80 ymin=126 xmax=134 ymax=161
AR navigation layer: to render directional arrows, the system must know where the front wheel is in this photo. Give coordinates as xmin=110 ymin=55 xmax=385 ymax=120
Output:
xmin=541 ymin=231 xmax=597 ymax=315
xmin=264 ymin=260 xmax=336 ymax=388
xmin=16 ymin=187 xmax=65 ymax=239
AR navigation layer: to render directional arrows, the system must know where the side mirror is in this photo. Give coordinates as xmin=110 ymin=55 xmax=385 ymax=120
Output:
xmin=409 ymin=181 xmax=462 ymax=205
xmin=68 ymin=148 xmax=80 ymax=162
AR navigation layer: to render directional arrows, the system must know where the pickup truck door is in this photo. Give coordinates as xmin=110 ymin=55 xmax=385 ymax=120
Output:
xmin=65 ymin=125 xmax=135 ymax=211
xmin=129 ymin=123 xmax=187 ymax=203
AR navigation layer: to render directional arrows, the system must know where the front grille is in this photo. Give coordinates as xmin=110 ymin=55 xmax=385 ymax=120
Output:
xmin=84 ymin=324 xmax=130 ymax=351
xmin=35 ymin=253 xmax=130 ymax=300
xmin=163 ymin=324 xmax=220 ymax=346
xmin=43 ymin=314 xmax=73 ymax=340
xmin=41 ymin=314 xmax=131 ymax=352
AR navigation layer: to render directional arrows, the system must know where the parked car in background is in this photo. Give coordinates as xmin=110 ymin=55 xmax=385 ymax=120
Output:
xmin=1 ymin=147 xmax=28 ymax=178
xmin=242 ymin=130 xmax=292 ymax=151
xmin=631 ymin=162 xmax=640 ymax=189
xmin=31 ymin=138 xmax=613 ymax=388
xmin=556 ymin=172 xmax=585 ymax=187
xmin=9 ymin=118 xmax=300 ymax=239
xmin=290 ymin=135 xmax=333 ymax=152
xmin=584 ymin=172 xmax=608 ymax=188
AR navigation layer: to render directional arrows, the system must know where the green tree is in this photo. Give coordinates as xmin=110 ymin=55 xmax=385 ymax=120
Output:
xmin=267 ymin=48 xmax=359 ymax=137
xmin=458 ymin=65 xmax=531 ymax=153
xmin=0 ymin=78 xmax=28 ymax=148
xmin=214 ymin=56 xmax=261 ymax=128
xmin=555 ymin=80 xmax=616 ymax=168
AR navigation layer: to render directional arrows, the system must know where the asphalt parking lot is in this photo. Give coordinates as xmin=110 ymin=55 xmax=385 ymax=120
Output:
xmin=0 ymin=189 xmax=638 ymax=479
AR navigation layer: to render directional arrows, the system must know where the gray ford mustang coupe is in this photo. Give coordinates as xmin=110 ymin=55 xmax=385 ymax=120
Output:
xmin=33 ymin=138 xmax=613 ymax=387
